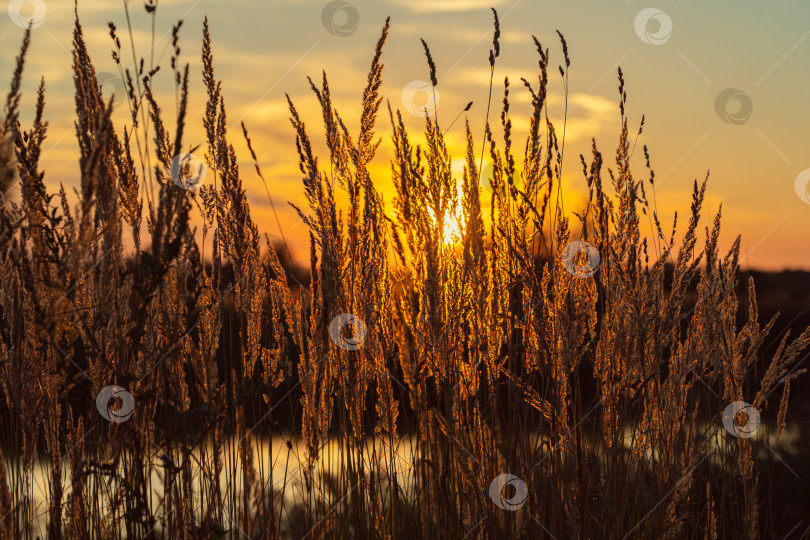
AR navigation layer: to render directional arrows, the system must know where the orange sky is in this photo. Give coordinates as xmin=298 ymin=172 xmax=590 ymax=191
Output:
xmin=2 ymin=0 xmax=810 ymax=270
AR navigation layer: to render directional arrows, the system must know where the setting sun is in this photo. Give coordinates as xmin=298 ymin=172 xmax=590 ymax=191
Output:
xmin=427 ymin=206 xmax=463 ymax=245
xmin=443 ymin=212 xmax=462 ymax=244
xmin=440 ymin=209 xmax=463 ymax=244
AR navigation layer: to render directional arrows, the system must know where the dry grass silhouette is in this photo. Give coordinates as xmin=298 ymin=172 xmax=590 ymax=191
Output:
xmin=0 ymin=7 xmax=808 ymax=539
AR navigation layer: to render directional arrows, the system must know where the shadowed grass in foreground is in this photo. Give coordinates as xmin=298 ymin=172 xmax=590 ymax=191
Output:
xmin=0 ymin=7 xmax=808 ymax=539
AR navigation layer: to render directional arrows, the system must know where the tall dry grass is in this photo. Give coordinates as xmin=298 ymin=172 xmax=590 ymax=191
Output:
xmin=0 ymin=7 xmax=807 ymax=539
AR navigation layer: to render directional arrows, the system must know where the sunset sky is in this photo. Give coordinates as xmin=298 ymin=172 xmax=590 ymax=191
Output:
xmin=2 ymin=0 xmax=809 ymax=269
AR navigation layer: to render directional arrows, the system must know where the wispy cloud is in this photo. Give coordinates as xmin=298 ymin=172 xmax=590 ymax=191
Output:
xmin=388 ymin=0 xmax=507 ymax=14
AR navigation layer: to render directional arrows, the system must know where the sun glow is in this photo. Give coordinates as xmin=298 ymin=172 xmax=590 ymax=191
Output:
xmin=442 ymin=211 xmax=462 ymax=244
xmin=431 ymin=207 xmax=463 ymax=245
